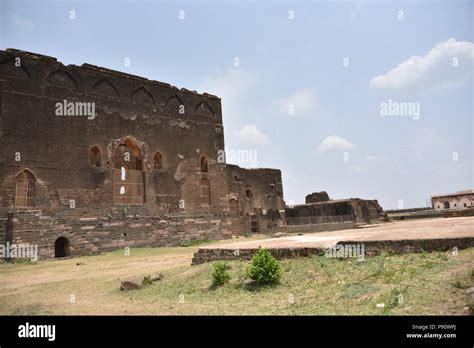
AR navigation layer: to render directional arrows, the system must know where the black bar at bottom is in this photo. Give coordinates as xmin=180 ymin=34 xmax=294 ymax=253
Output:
xmin=0 ymin=315 xmax=472 ymax=346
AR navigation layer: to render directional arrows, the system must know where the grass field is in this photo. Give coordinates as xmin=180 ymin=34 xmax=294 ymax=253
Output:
xmin=0 ymin=243 xmax=473 ymax=315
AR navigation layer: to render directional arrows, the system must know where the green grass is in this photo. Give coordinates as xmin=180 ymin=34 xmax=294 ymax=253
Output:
xmin=126 ymin=249 xmax=474 ymax=315
xmin=0 ymin=246 xmax=473 ymax=315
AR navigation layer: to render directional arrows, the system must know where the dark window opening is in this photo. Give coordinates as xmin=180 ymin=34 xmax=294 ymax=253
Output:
xmin=443 ymin=201 xmax=450 ymax=209
xmin=250 ymin=214 xmax=259 ymax=233
xmin=154 ymin=152 xmax=163 ymax=170
xmin=246 ymin=189 xmax=253 ymax=199
xmin=90 ymin=146 xmax=101 ymax=167
xmin=200 ymin=155 xmax=208 ymax=173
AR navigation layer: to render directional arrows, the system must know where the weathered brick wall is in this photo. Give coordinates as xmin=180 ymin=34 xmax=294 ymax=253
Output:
xmin=443 ymin=207 xmax=474 ymax=218
xmin=0 ymin=49 xmax=286 ymax=258
xmin=226 ymin=165 xmax=286 ymax=234
xmin=286 ymin=198 xmax=384 ymax=224
xmin=0 ymin=49 xmax=226 ymax=215
xmin=10 ymin=209 xmax=232 ymax=259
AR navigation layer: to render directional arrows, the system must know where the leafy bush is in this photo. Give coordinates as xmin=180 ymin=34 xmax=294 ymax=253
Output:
xmin=452 ymin=280 xmax=468 ymax=289
xmin=142 ymin=276 xmax=153 ymax=287
xmin=212 ymin=262 xmax=231 ymax=287
xmin=247 ymin=248 xmax=282 ymax=285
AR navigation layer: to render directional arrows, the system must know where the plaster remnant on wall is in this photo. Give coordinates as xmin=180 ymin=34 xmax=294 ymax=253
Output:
xmin=174 ymin=161 xmax=188 ymax=182
xmin=119 ymin=111 xmax=138 ymax=121
xmin=168 ymin=119 xmax=189 ymax=129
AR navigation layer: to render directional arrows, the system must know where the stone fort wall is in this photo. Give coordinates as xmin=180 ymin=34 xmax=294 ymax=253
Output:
xmin=0 ymin=49 xmax=284 ymax=258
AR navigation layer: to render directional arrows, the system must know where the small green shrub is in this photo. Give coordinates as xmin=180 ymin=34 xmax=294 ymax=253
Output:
xmin=142 ymin=276 xmax=153 ymax=287
xmin=212 ymin=262 xmax=231 ymax=287
xmin=452 ymin=280 xmax=468 ymax=289
xmin=247 ymin=248 xmax=282 ymax=285
xmin=438 ymin=252 xmax=448 ymax=261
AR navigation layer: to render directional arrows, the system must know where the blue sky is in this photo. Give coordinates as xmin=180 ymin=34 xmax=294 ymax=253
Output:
xmin=1 ymin=0 xmax=473 ymax=209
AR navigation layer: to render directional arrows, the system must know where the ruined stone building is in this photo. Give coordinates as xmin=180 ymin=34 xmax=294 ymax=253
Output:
xmin=0 ymin=49 xmax=285 ymax=259
xmin=285 ymin=191 xmax=384 ymax=225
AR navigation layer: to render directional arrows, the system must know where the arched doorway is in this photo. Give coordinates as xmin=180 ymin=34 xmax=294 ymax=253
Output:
xmin=55 ymin=237 xmax=70 ymax=258
xmin=443 ymin=201 xmax=450 ymax=209
xmin=113 ymin=137 xmax=145 ymax=204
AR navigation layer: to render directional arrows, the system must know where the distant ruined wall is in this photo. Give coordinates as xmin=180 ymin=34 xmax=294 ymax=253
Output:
xmin=286 ymin=197 xmax=384 ymax=224
xmin=305 ymin=191 xmax=329 ymax=203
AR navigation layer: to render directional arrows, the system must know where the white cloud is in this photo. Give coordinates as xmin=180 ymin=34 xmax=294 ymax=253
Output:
xmin=15 ymin=15 xmax=34 ymax=29
xmin=370 ymin=38 xmax=474 ymax=91
xmin=278 ymin=88 xmax=319 ymax=114
xmin=317 ymin=135 xmax=354 ymax=152
xmin=235 ymin=124 xmax=269 ymax=145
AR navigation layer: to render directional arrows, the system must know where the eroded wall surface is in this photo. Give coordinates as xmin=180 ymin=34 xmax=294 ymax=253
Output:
xmin=0 ymin=49 xmax=285 ymax=258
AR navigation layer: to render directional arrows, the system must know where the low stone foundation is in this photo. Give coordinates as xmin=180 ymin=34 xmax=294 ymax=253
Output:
xmin=283 ymin=221 xmax=354 ymax=234
xmin=191 ymin=236 xmax=474 ymax=264
xmin=345 ymin=237 xmax=474 ymax=256
xmin=192 ymin=246 xmax=325 ymax=265
xmin=5 ymin=209 xmax=232 ymax=259
xmin=443 ymin=208 xmax=474 ymax=218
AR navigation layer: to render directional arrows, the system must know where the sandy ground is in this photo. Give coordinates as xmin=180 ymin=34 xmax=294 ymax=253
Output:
xmin=201 ymin=216 xmax=474 ymax=250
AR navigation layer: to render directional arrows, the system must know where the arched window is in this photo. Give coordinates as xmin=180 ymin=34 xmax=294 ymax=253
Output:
xmin=443 ymin=201 xmax=450 ymax=209
xmin=15 ymin=170 xmax=35 ymax=207
xmin=154 ymin=152 xmax=162 ymax=170
xmin=246 ymin=189 xmax=253 ymax=199
xmin=89 ymin=146 xmax=101 ymax=167
xmin=200 ymin=155 xmax=208 ymax=173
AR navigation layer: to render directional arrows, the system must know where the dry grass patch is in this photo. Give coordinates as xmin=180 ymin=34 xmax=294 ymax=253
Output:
xmin=0 ymin=245 xmax=473 ymax=315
